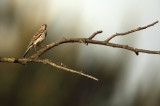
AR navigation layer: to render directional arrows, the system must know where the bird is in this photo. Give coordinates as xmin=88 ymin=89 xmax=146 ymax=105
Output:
xmin=23 ymin=24 xmax=47 ymax=57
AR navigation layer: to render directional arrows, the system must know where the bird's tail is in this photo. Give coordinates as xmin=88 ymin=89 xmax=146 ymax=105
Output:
xmin=23 ymin=45 xmax=33 ymax=57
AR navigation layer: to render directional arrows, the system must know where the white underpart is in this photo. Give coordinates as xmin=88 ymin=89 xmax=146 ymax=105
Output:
xmin=33 ymin=30 xmax=47 ymax=45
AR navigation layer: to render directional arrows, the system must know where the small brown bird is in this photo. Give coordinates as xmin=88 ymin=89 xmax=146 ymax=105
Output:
xmin=23 ymin=24 xmax=47 ymax=57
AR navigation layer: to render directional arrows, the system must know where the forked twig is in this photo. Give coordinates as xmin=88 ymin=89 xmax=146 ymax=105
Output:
xmin=0 ymin=57 xmax=98 ymax=81
xmin=0 ymin=21 xmax=159 ymax=81
xmin=105 ymin=21 xmax=158 ymax=42
xmin=30 ymin=21 xmax=159 ymax=59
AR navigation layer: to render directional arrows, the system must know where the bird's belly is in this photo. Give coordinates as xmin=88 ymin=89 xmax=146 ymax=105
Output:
xmin=34 ymin=33 xmax=46 ymax=45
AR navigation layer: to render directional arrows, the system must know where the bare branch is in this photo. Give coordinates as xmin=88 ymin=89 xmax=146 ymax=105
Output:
xmin=43 ymin=60 xmax=98 ymax=81
xmin=105 ymin=21 xmax=158 ymax=42
xmin=88 ymin=30 xmax=103 ymax=40
xmin=0 ymin=21 xmax=159 ymax=81
xmin=30 ymin=21 xmax=159 ymax=58
xmin=0 ymin=57 xmax=98 ymax=81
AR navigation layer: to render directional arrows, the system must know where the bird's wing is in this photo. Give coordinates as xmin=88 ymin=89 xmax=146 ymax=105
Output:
xmin=27 ymin=29 xmax=43 ymax=47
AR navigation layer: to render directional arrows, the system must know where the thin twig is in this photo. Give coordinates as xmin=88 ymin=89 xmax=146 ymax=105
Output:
xmin=0 ymin=57 xmax=98 ymax=81
xmin=105 ymin=21 xmax=158 ymax=42
xmin=88 ymin=30 xmax=103 ymax=40
xmin=41 ymin=60 xmax=98 ymax=81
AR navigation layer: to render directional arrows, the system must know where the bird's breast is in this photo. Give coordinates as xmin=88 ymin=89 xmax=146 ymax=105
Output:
xmin=33 ymin=31 xmax=46 ymax=45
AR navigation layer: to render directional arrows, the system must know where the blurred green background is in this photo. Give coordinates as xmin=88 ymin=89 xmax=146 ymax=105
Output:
xmin=0 ymin=0 xmax=160 ymax=106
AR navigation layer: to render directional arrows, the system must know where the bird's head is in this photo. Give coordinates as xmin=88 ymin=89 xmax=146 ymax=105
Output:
xmin=40 ymin=24 xmax=47 ymax=30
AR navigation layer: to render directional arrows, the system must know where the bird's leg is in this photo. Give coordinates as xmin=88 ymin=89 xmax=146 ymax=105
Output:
xmin=33 ymin=45 xmax=38 ymax=54
xmin=39 ymin=44 xmax=47 ymax=48
xmin=41 ymin=45 xmax=48 ymax=48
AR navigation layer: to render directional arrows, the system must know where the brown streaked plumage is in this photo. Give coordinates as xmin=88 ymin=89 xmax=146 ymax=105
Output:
xmin=23 ymin=24 xmax=47 ymax=57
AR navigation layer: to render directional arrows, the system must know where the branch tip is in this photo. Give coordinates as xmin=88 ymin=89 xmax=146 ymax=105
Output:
xmin=88 ymin=30 xmax=103 ymax=40
xmin=105 ymin=21 xmax=159 ymax=42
